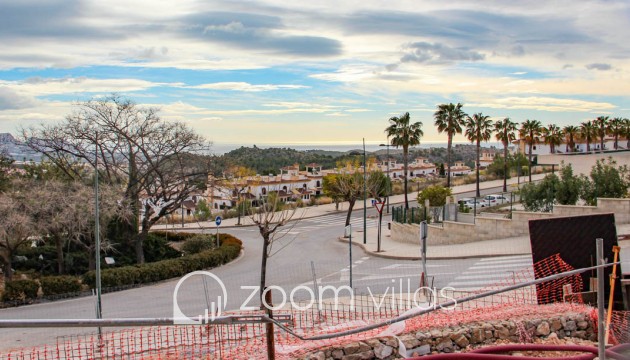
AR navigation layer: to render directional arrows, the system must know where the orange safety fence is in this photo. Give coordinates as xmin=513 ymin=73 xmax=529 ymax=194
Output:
xmin=0 ymin=253 xmax=628 ymax=360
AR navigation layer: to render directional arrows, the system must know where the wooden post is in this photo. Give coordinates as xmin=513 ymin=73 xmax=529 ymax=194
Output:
xmin=264 ymin=290 xmax=276 ymax=360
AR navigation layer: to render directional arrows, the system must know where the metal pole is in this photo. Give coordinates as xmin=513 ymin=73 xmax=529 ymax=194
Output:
xmin=346 ymin=225 xmax=353 ymax=289
xmin=386 ymin=140 xmax=390 ymax=214
xmin=420 ymin=221 xmax=427 ymax=288
xmin=596 ymin=238 xmax=606 ymax=359
xmin=363 ymin=138 xmax=367 ymax=245
xmin=94 ymin=133 xmax=102 ymax=337
xmin=181 ymin=204 xmax=185 ymax=228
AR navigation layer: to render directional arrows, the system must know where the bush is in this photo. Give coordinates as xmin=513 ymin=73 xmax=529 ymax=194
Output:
xmin=2 ymin=279 xmax=39 ymax=302
xmin=83 ymin=237 xmax=242 ymax=289
xmin=40 ymin=276 xmax=82 ymax=296
xmin=148 ymin=231 xmax=198 ymax=242
xmin=181 ymin=235 xmax=214 ymax=255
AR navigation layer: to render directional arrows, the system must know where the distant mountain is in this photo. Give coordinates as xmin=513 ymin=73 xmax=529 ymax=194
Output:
xmin=0 ymin=133 xmax=42 ymax=162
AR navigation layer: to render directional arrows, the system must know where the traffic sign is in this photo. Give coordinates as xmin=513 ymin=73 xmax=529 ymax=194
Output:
xmin=215 ymin=216 xmax=222 ymax=226
xmin=374 ymin=201 xmax=385 ymax=213
xmin=371 ymin=199 xmax=376 ymax=206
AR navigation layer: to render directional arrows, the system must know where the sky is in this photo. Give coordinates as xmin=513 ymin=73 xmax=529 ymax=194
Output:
xmin=1 ymin=0 xmax=629 ymax=149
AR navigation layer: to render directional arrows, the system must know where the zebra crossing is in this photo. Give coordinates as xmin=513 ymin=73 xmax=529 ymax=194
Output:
xmin=445 ymin=255 xmax=534 ymax=290
xmin=296 ymin=214 xmax=381 ymax=231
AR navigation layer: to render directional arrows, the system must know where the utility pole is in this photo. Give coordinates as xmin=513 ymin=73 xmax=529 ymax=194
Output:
xmin=94 ymin=132 xmax=102 ymax=338
xmin=363 ymin=138 xmax=367 ymax=245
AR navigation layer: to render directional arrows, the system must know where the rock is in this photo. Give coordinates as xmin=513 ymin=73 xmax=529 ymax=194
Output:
xmin=564 ymin=320 xmax=577 ymax=331
xmin=551 ymin=318 xmax=563 ymax=331
xmin=577 ymin=321 xmax=589 ymax=330
xmin=356 ymin=342 xmax=371 ymax=353
xmin=383 ymin=337 xmax=398 ymax=347
xmin=308 ymin=351 xmax=325 ymax=360
xmin=342 ymin=350 xmax=374 ymax=360
xmin=436 ymin=338 xmax=454 ymax=353
xmin=573 ymin=330 xmax=586 ymax=339
xmin=407 ymin=345 xmax=431 ymax=357
xmin=536 ymin=321 xmax=551 ymax=336
xmin=495 ymin=326 xmax=510 ymax=339
xmin=364 ymin=339 xmax=381 ymax=348
xmin=400 ymin=334 xmax=420 ymax=349
xmin=547 ymin=332 xmax=558 ymax=340
xmin=453 ymin=334 xmax=470 ymax=348
xmin=484 ymin=330 xmax=494 ymax=340
xmin=343 ymin=342 xmax=360 ymax=355
xmin=415 ymin=331 xmax=431 ymax=341
xmin=332 ymin=349 xmax=344 ymax=359
xmin=430 ymin=329 xmax=442 ymax=338
xmin=471 ymin=328 xmax=485 ymax=344
xmin=373 ymin=344 xmax=394 ymax=359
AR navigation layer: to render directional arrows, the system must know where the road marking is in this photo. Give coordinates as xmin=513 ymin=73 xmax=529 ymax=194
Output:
xmin=478 ymin=255 xmax=531 ymax=262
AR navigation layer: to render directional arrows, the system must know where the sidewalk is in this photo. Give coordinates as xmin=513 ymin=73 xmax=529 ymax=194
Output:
xmin=153 ymin=173 xmax=548 ymax=231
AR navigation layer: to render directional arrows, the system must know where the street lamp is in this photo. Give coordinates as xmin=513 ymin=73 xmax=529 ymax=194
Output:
xmin=362 ymin=138 xmax=366 ymax=245
xmin=378 ymin=141 xmax=390 ymax=214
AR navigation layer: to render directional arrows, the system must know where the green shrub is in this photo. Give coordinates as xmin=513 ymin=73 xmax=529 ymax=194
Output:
xmin=2 ymin=279 xmax=39 ymax=302
xmin=40 ymin=276 xmax=82 ymax=296
xmin=149 ymin=231 xmax=199 ymax=242
xmin=83 ymin=238 xmax=242 ymax=289
xmin=181 ymin=235 xmax=214 ymax=255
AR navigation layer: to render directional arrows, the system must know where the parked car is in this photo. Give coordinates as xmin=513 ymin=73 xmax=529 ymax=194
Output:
xmin=484 ymin=194 xmax=511 ymax=205
xmin=458 ymin=197 xmax=489 ymax=209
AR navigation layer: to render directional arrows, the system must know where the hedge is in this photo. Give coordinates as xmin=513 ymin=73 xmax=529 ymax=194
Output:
xmin=2 ymin=279 xmax=39 ymax=302
xmin=149 ymin=231 xmax=199 ymax=242
xmin=40 ymin=276 xmax=82 ymax=296
xmin=83 ymin=236 xmax=242 ymax=289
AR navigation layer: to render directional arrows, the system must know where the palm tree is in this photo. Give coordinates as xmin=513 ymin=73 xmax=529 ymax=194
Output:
xmin=542 ymin=124 xmax=563 ymax=154
xmin=563 ymin=125 xmax=579 ymax=152
xmin=434 ymin=103 xmax=466 ymax=188
xmin=464 ymin=113 xmax=493 ymax=197
xmin=494 ymin=117 xmax=517 ymax=192
xmin=519 ymin=119 xmax=542 ymax=183
xmin=386 ymin=112 xmax=423 ymax=209
xmin=609 ymin=117 xmax=624 ymax=150
xmin=580 ymin=121 xmax=596 ymax=152
xmin=594 ymin=115 xmax=609 ymax=151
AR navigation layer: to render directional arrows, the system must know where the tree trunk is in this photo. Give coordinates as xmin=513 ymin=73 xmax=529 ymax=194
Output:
xmin=88 ymin=247 xmax=96 ymax=271
xmin=615 ymin=134 xmax=618 ymax=150
xmin=446 ymin=135 xmax=452 ymax=188
xmin=236 ymin=195 xmax=242 ymax=225
xmin=260 ymin=233 xmax=270 ymax=307
xmin=476 ymin=139 xmax=481 ymax=197
xmin=264 ymin=290 xmax=276 ymax=360
xmin=503 ymin=141 xmax=508 ymax=193
xmin=1 ymin=255 xmax=13 ymax=282
xmin=344 ymin=199 xmax=356 ymax=228
xmin=528 ymin=141 xmax=533 ymax=183
xmin=55 ymin=235 xmax=65 ymax=275
xmin=403 ymin=146 xmax=409 ymax=209
xmin=136 ymin=227 xmax=147 ymax=264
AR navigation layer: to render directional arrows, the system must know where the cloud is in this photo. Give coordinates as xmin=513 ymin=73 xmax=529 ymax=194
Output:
xmin=400 ymin=42 xmax=485 ymax=65
xmin=0 ymin=88 xmax=37 ymax=110
xmin=585 ymin=63 xmax=612 ymax=71
xmin=1 ymin=77 xmax=171 ymax=97
xmin=188 ymin=82 xmax=309 ymax=92
xmin=468 ymin=96 xmax=616 ymax=112
xmin=180 ymin=11 xmax=342 ymax=57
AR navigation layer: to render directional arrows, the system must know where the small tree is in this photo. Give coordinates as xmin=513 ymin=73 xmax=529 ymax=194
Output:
xmin=555 ymin=163 xmax=582 ymax=205
xmin=581 ymin=158 xmax=628 ymax=205
xmin=322 ymin=172 xmax=363 ymax=228
xmin=220 ymin=166 xmax=256 ymax=225
xmin=417 ymin=185 xmax=452 ymax=222
xmin=520 ymin=174 xmax=559 ymax=212
xmin=195 ymin=199 xmax=212 ymax=221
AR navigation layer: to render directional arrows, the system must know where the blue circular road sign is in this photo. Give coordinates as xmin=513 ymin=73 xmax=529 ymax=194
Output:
xmin=215 ymin=216 xmax=222 ymax=226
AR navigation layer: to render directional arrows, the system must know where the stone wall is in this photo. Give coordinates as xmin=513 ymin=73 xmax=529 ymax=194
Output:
xmin=301 ymin=312 xmax=594 ymax=360
xmin=391 ymin=197 xmax=630 ymax=246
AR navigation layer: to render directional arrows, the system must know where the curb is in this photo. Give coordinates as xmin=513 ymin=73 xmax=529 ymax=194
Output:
xmin=338 ymin=236 xmax=532 ymax=260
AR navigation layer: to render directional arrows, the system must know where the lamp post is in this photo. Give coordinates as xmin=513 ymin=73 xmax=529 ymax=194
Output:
xmin=362 ymin=138 xmax=367 ymax=245
xmin=379 ymin=141 xmax=390 ymax=214
xmin=94 ymin=133 xmax=102 ymax=338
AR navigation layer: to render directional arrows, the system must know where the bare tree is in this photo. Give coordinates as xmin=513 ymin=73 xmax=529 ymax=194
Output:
xmin=0 ymin=186 xmax=40 ymax=281
xmin=250 ymin=193 xmax=298 ymax=304
xmin=219 ymin=165 xmax=256 ymax=225
xmin=22 ymin=95 xmax=207 ymax=263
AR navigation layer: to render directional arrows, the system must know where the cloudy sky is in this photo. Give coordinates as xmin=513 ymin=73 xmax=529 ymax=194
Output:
xmin=1 ymin=0 xmax=629 ymax=148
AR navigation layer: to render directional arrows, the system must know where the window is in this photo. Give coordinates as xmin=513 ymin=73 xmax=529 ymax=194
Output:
xmin=533 ymin=146 xmax=537 ymax=150
xmin=316 ymin=180 xmax=321 ymax=187
xmin=261 ymin=188 xmax=267 ymax=195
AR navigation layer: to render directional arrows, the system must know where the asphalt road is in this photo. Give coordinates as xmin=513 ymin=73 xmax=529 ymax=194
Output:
xmin=0 ymin=185 xmax=532 ymax=350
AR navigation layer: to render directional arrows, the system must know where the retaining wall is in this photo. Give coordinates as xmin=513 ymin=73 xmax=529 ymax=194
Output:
xmin=391 ymin=198 xmax=630 ymax=246
xmin=301 ymin=312 xmax=594 ymax=359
